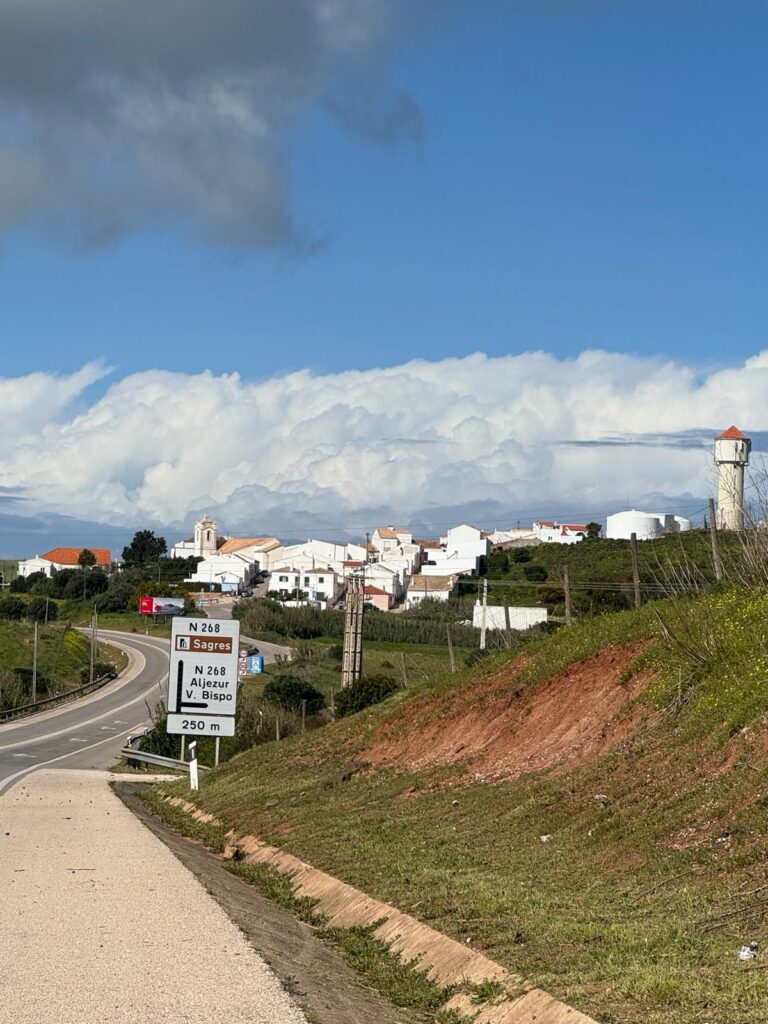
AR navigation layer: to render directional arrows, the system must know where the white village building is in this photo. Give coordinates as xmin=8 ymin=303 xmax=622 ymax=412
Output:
xmin=271 ymin=567 xmax=342 ymax=608
xmin=405 ymin=574 xmax=459 ymax=609
xmin=185 ymin=553 xmax=257 ymax=594
xmin=18 ymin=547 xmax=112 ymax=579
xmin=533 ymin=521 xmax=588 ymax=545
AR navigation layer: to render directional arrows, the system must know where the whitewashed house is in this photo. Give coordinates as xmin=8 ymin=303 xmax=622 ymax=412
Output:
xmin=533 ymin=521 xmax=587 ymax=545
xmin=405 ymin=574 xmax=459 ymax=609
xmin=359 ymin=562 xmax=404 ymax=599
xmin=185 ymin=553 xmax=256 ymax=594
xmin=18 ymin=547 xmax=112 ymax=578
xmin=217 ymin=537 xmax=281 ymax=568
xmin=271 ymin=567 xmax=342 ymax=608
xmin=264 ymin=539 xmax=352 ymax=575
xmin=371 ymin=526 xmax=413 ymax=555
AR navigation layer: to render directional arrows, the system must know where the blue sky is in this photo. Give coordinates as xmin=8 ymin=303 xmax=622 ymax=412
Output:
xmin=3 ymin=0 xmax=768 ymax=382
xmin=3 ymin=1 xmax=768 ymax=553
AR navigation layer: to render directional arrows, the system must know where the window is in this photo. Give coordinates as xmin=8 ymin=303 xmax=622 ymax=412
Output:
xmin=318 ymin=576 xmax=324 ymax=583
xmin=304 ymin=576 xmax=310 ymax=586
xmin=279 ymin=575 xmax=288 ymax=583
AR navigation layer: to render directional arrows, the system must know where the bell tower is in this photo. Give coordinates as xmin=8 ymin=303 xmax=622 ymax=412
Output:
xmin=194 ymin=513 xmax=218 ymax=557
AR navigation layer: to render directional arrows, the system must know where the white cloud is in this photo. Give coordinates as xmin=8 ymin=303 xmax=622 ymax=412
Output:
xmin=1 ymin=349 xmax=766 ymax=535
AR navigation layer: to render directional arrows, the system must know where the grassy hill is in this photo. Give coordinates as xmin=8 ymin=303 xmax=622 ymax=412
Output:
xmin=150 ymin=584 xmax=768 ymax=1023
xmin=0 ymin=621 xmax=122 ymax=709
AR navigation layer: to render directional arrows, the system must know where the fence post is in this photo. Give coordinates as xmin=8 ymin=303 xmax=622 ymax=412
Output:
xmin=563 ymin=567 xmax=573 ymax=626
xmin=447 ymin=624 xmax=457 ymax=672
xmin=708 ymin=497 xmax=723 ymax=583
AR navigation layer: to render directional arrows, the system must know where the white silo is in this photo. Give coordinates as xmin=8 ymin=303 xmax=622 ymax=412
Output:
xmin=714 ymin=426 xmax=751 ymax=530
xmin=606 ymin=510 xmax=665 ymax=541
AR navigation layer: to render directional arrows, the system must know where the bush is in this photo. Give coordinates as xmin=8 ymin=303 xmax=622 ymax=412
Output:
xmin=12 ymin=667 xmax=53 ymax=697
xmin=25 ymin=597 xmax=57 ymax=622
xmin=9 ymin=575 xmax=27 ymax=593
xmin=0 ymin=595 xmax=25 ymax=620
xmin=79 ymin=660 xmax=117 ymax=685
xmin=523 ymin=564 xmax=548 ymax=582
xmin=335 ymin=675 xmax=401 ymax=718
xmin=511 ymin=548 xmax=533 ymax=563
xmin=262 ymin=675 xmax=325 ymax=714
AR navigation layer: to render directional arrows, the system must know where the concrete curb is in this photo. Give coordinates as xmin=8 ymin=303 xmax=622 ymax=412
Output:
xmin=165 ymin=796 xmax=598 ymax=1024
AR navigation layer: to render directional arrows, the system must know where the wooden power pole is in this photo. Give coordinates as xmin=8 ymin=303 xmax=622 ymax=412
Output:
xmin=630 ymin=533 xmax=641 ymax=610
xmin=341 ymin=575 xmax=364 ymax=688
xmin=563 ymin=567 xmax=573 ymax=626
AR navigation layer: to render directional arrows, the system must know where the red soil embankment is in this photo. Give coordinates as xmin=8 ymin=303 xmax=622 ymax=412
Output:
xmin=361 ymin=642 xmax=653 ymax=782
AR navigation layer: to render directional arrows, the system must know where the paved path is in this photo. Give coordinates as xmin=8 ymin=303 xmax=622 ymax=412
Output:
xmin=204 ymin=598 xmax=293 ymax=663
xmin=0 ymin=632 xmax=170 ymax=796
xmin=0 ymin=770 xmax=307 ymax=1024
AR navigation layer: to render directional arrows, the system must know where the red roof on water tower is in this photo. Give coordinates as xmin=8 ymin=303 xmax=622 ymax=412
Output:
xmin=716 ymin=425 xmax=748 ymax=440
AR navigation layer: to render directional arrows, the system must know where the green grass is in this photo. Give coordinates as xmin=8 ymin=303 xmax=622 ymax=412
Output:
xmin=0 ymin=620 xmax=94 ymax=694
xmin=149 ymin=588 xmax=768 ymax=1023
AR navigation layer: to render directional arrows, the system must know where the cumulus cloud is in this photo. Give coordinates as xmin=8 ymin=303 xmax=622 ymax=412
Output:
xmin=1 ymin=349 xmax=766 ymax=540
xmin=0 ymin=0 xmax=425 ymax=246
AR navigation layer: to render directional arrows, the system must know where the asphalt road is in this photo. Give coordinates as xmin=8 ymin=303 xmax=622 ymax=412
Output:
xmin=0 ymin=631 xmax=169 ymax=796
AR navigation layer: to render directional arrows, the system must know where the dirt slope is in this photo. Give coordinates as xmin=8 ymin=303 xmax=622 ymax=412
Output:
xmin=361 ymin=641 xmax=653 ymax=782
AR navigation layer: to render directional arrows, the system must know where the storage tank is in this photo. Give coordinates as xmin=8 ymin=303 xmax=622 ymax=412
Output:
xmin=606 ymin=510 xmax=665 ymax=541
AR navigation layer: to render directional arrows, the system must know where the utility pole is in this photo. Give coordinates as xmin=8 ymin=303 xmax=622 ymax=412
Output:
xmin=89 ymin=607 xmax=97 ymax=684
xmin=44 ymin=597 xmax=50 ymax=626
xmin=708 ymin=497 xmax=723 ymax=583
xmin=341 ymin=575 xmax=364 ymax=687
xmin=503 ymin=593 xmax=513 ymax=647
xmin=32 ymin=620 xmax=38 ymax=703
xmin=630 ymin=533 xmax=641 ymax=610
xmin=563 ymin=567 xmax=573 ymax=626
xmin=447 ymin=623 xmax=457 ymax=672
xmin=480 ymin=579 xmax=488 ymax=651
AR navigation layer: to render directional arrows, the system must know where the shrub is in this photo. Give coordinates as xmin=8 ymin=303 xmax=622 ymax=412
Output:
xmin=335 ymin=675 xmax=401 ymax=718
xmin=0 ymin=596 xmax=25 ymax=620
xmin=511 ymin=548 xmax=533 ymax=563
xmin=25 ymin=597 xmax=57 ymax=622
xmin=9 ymin=575 xmax=27 ymax=593
xmin=262 ymin=675 xmax=325 ymax=714
xmin=523 ymin=563 xmax=548 ymax=582
xmin=79 ymin=660 xmax=117 ymax=685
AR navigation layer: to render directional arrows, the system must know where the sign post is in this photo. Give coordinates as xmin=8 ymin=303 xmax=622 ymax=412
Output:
xmin=166 ymin=617 xmax=240 ymax=741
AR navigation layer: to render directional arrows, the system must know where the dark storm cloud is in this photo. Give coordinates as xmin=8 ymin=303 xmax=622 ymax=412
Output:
xmin=0 ymin=0 xmax=424 ymax=246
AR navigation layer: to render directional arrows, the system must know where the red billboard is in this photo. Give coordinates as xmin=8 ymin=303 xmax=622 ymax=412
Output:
xmin=139 ymin=596 xmax=184 ymax=616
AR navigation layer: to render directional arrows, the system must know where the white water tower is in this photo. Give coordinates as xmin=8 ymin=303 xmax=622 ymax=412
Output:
xmin=714 ymin=426 xmax=751 ymax=530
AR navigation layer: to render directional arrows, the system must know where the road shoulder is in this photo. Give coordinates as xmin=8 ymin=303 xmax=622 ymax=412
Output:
xmin=116 ymin=781 xmax=417 ymax=1024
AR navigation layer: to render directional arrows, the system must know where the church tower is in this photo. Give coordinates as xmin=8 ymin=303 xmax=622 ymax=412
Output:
xmin=194 ymin=513 xmax=218 ymax=557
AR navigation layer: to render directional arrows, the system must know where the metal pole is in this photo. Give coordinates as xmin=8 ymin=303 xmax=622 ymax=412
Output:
xmin=89 ymin=610 xmax=96 ymax=684
xmin=708 ymin=497 xmax=723 ymax=583
xmin=630 ymin=533 xmax=641 ymax=610
xmin=301 ymin=699 xmax=307 ymax=733
xmin=180 ymin=735 xmax=186 ymax=761
xmin=32 ymin=621 xmax=38 ymax=703
xmin=480 ymin=579 xmax=488 ymax=651
xmin=45 ymin=597 xmax=49 ymax=626
xmin=214 ymin=736 xmax=220 ymax=767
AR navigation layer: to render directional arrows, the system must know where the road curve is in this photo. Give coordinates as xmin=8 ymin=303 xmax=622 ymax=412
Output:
xmin=0 ymin=631 xmax=170 ymax=795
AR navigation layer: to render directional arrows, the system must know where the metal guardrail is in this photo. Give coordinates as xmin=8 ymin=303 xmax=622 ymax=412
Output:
xmin=0 ymin=672 xmax=114 ymax=724
xmin=120 ymin=733 xmax=210 ymax=772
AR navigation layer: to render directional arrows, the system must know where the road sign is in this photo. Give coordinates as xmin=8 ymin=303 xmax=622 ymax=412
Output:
xmin=167 ymin=713 xmax=236 ymax=737
xmin=166 ymin=617 xmax=240 ymax=735
xmin=248 ymin=654 xmax=264 ymax=674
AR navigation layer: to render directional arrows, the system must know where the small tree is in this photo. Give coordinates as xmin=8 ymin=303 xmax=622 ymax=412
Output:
xmin=78 ymin=549 xmax=97 ymax=569
xmin=25 ymin=597 xmax=56 ymax=623
xmin=523 ymin=563 xmax=548 ymax=582
xmin=263 ymin=676 xmax=325 ymax=714
xmin=586 ymin=522 xmax=602 ymax=540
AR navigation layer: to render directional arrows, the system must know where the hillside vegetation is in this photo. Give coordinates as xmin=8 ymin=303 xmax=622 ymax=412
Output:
xmin=155 ymin=584 xmax=768 ymax=1024
xmin=0 ymin=621 xmax=96 ymax=709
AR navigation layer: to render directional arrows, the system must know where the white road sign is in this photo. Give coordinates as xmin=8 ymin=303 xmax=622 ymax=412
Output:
xmin=166 ymin=713 xmax=236 ymax=737
xmin=166 ymin=617 xmax=240 ymax=735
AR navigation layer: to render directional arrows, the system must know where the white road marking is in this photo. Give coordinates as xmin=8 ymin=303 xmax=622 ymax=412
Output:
xmin=0 ymin=724 xmax=145 ymax=795
xmin=0 ymin=672 xmax=168 ymax=753
xmin=12 ymin=753 xmax=35 ymax=759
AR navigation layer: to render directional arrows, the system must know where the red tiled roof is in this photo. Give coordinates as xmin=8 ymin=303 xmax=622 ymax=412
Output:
xmin=364 ymin=585 xmax=389 ymax=596
xmin=716 ymin=425 xmax=747 ymax=440
xmin=342 ymin=560 xmax=365 ymax=567
xmin=41 ymin=547 xmax=111 ymax=567
xmin=415 ymin=539 xmax=442 ymax=549
xmin=563 ymin=524 xmax=588 ymax=532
